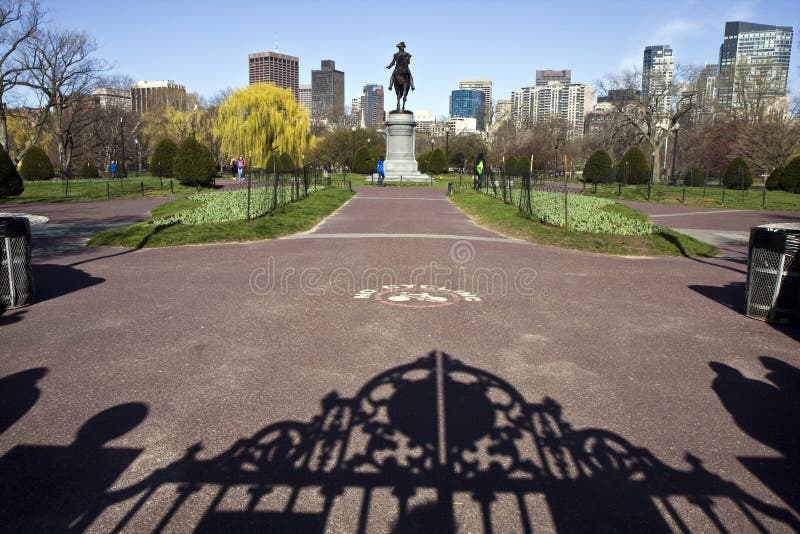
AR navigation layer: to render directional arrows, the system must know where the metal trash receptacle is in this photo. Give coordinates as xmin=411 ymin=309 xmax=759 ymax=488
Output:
xmin=0 ymin=216 xmax=34 ymax=309
xmin=746 ymin=223 xmax=800 ymax=323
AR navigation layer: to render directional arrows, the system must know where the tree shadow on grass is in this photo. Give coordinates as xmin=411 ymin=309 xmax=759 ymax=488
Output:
xmin=19 ymin=352 xmax=792 ymax=533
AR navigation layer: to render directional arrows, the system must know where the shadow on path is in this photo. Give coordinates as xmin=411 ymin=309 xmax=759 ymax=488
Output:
xmin=2 ymin=353 xmax=792 ymax=532
xmin=32 ymin=264 xmax=104 ymax=304
xmin=710 ymin=357 xmax=800 ymax=514
xmin=0 ymin=368 xmax=47 ymax=437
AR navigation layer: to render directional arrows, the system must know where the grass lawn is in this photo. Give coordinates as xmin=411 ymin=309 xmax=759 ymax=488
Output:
xmin=3 ymin=176 xmax=200 ymax=204
xmin=88 ymin=188 xmax=354 ymax=248
xmin=450 ymin=190 xmax=718 ymax=257
xmin=583 ymin=182 xmax=800 ymax=211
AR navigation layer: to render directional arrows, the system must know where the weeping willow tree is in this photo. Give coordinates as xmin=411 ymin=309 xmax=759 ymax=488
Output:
xmin=214 ymin=84 xmax=309 ymax=209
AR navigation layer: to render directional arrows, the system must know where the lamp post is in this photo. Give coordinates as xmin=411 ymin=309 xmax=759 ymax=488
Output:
xmin=134 ymin=138 xmax=140 ymax=177
xmin=119 ymin=116 xmax=128 ymax=178
xmin=670 ymin=123 xmax=680 ymax=182
xmin=351 ymin=125 xmax=357 ymax=173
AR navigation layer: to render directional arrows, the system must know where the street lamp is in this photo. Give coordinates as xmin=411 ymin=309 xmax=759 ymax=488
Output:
xmin=134 ymin=138 xmax=140 ymax=177
xmin=119 ymin=116 xmax=128 ymax=178
xmin=670 ymin=122 xmax=680 ymax=182
xmin=351 ymin=125 xmax=357 ymax=172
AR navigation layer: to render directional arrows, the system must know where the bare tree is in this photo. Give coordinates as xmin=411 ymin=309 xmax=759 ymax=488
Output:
xmin=20 ymin=27 xmax=106 ymax=176
xmin=720 ymin=56 xmax=792 ymax=124
xmin=0 ymin=0 xmax=42 ymax=150
xmin=599 ymin=66 xmax=698 ymax=183
xmin=737 ymin=120 xmax=800 ymax=175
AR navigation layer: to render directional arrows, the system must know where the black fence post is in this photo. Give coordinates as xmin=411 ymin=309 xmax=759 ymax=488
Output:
xmin=140 ymin=181 xmax=144 ymax=197
xmin=170 ymin=179 xmax=173 ymax=194
xmin=722 ymin=188 xmax=726 ymax=206
xmin=763 ymin=187 xmax=767 ymax=208
xmin=107 ymin=182 xmax=110 ymax=199
xmin=448 ymin=183 xmax=453 ymax=194
xmin=682 ymin=187 xmax=686 ymax=204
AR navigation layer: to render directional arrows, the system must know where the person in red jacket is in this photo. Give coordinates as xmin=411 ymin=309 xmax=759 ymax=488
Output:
xmin=236 ymin=155 xmax=246 ymax=181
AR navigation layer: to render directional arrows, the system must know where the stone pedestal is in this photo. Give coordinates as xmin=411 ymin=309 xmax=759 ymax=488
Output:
xmin=384 ymin=110 xmax=429 ymax=182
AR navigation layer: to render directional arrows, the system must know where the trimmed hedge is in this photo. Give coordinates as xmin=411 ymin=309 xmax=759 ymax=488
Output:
xmin=0 ymin=145 xmax=23 ymax=197
xmin=684 ymin=166 xmax=704 ymax=187
xmin=173 ymin=135 xmax=216 ymax=187
xmin=722 ymin=157 xmax=753 ymax=190
xmin=19 ymin=145 xmax=54 ymax=181
xmin=150 ymin=139 xmax=177 ymax=178
xmin=779 ymin=156 xmax=800 ymax=193
xmin=766 ymin=166 xmax=784 ymax=191
xmin=81 ymin=161 xmax=100 ymax=178
xmin=616 ymin=147 xmax=650 ymax=184
xmin=583 ymin=150 xmax=614 ymax=184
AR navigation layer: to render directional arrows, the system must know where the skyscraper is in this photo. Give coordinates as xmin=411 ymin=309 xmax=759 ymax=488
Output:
xmin=717 ymin=21 xmax=794 ymax=117
xmin=536 ymin=70 xmax=571 ymax=86
xmin=248 ymin=51 xmax=299 ymax=98
xmin=450 ymin=89 xmax=485 ymax=131
xmin=311 ymin=60 xmax=345 ymax=123
xmin=642 ymin=45 xmax=674 ymax=116
xmin=298 ymin=84 xmax=312 ymax=114
xmin=511 ymin=74 xmax=594 ymax=138
xmin=458 ymin=80 xmax=492 ymax=127
xmin=361 ymin=84 xmax=384 ymax=128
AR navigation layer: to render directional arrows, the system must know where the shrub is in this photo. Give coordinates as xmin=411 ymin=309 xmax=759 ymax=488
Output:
xmin=266 ymin=152 xmax=295 ymax=173
xmin=779 ymin=156 xmax=800 ymax=193
xmin=583 ymin=150 xmax=614 ymax=184
xmin=428 ymin=148 xmax=448 ymax=174
xmin=19 ymin=145 xmax=54 ymax=181
xmin=173 ymin=135 xmax=216 ymax=187
xmin=417 ymin=151 xmax=432 ymax=173
xmin=684 ymin=166 xmax=704 ymax=187
xmin=513 ymin=156 xmax=531 ymax=179
xmin=150 ymin=139 xmax=177 ymax=178
xmin=0 ymin=145 xmax=23 ymax=197
xmin=765 ymin=166 xmax=784 ymax=191
xmin=353 ymin=146 xmax=374 ymax=174
xmin=615 ymin=147 xmax=650 ymax=184
xmin=81 ymin=161 xmax=100 ymax=178
xmin=722 ymin=157 xmax=753 ymax=190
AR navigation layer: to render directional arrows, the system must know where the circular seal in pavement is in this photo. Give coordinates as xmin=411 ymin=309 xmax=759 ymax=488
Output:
xmin=354 ymin=284 xmax=481 ymax=308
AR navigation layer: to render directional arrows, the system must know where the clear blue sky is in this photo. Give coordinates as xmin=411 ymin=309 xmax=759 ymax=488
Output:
xmin=41 ymin=0 xmax=799 ymax=118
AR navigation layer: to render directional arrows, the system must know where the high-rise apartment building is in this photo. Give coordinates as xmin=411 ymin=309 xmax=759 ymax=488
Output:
xmin=361 ymin=84 xmax=385 ymax=128
xmin=717 ymin=21 xmax=794 ymax=117
xmin=311 ymin=60 xmax=345 ymax=123
xmin=536 ymin=70 xmax=571 ymax=86
xmin=298 ymin=84 xmax=312 ymax=114
xmin=248 ymin=51 xmax=299 ymax=98
xmin=511 ymin=74 xmax=594 ymax=138
xmin=450 ymin=89 xmax=486 ymax=131
xmin=458 ymin=80 xmax=492 ymax=127
xmin=642 ymin=45 xmax=674 ymax=116
xmin=130 ymin=80 xmax=186 ymax=114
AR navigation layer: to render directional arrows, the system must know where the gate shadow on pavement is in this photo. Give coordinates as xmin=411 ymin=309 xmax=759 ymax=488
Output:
xmin=710 ymin=357 xmax=800 ymax=515
xmin=32 ymin=264 xmax=104 ymax=304
xmin=2 ymin=353 xmax=797 ymax=532
xmin=690 ymin=281 xmax=746 ymax=313
xmin=0 ymin=368 xmax=47 ymax=437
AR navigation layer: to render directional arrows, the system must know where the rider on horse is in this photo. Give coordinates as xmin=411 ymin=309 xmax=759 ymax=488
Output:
xmin=387 ymin=42 xmax=414 ymax=111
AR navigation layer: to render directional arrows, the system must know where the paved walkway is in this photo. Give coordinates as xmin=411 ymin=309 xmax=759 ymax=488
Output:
xmin=1 ymin=188 xmax=798 ymax=532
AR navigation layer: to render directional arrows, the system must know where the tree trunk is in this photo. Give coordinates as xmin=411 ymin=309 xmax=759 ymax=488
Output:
xmin=0 ymin=95 xmax=7 ymax=152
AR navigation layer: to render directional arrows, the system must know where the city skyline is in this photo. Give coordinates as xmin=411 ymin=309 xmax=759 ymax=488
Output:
xmin=37 ymin=0 xmax=799 ymax=118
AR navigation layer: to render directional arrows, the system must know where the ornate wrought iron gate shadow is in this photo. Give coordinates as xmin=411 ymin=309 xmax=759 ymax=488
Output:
xmin=96 ymin=352 xmax=798 ymax=533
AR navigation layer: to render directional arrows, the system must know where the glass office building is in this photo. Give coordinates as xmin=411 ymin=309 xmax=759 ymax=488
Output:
xmin=449 ymin=89 xmax=485 ymax=131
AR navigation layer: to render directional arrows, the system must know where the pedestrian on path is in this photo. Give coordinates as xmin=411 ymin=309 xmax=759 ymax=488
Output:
xmin=474 ymin=153 xmax=485 ymax=190
xmin=236 ymin=155 xmax=246 ymax=181
xmin=110 ymin=160 xmax=118 ymax=179
xmin=230 ymin=159 xmax=237 ymax=179
xmin=377 ymin=159 xmax=385 ymax=186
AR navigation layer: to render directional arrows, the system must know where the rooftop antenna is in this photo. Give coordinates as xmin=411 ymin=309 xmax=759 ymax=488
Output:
xmin=274 ymin=33 xmax=279 ymax=52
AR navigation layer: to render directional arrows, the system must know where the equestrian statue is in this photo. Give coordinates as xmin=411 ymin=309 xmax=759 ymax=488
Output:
xmin=386 ymin=41 xmax=415 ymax=112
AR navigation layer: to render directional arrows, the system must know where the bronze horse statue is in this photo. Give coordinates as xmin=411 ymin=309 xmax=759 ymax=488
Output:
xmin=387 ymin=42 xmax=414 ymax=112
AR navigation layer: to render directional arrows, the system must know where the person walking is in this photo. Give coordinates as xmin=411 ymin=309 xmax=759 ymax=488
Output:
xmin=474 ymin=153 xmax=485 ymax=190
xmin=109 ymin=160 xmax=118 ymax=179
xmin=236 ymin=155 xmax=246 ymax=181
xmin=230 ymin=159 xmax=237 ymax=179
xmin=377 ymin=158 xmax=385 ymax=186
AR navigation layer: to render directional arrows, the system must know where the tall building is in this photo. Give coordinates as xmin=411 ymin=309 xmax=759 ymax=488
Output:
xmin=458 ymin=80 xmax=492 ymax=127
xmin=717 ymin=21 xmax=794 ymax=117
xmin=692 ymin=64 xmax=719 ymax=124
xmin=298 ymin=84 xmax=312 ymax=114
xmin=511 ymin=76 xmax=594 ymax=138
xmin=130 ymin=80 xmax=186 ymax=114
xmin=642 ymin=45 xmax=674 ymax=116
xmin=361 ymin=84 xmax=385 ymax=128
xmin=248 ymin=51 xmax=299 ymax=98
xmin=536 ymin=70 xmax=571 ymax=86
xmin=91 ymin=87 xmax=131 ymax=111
xmin=494 ymin=99 xmax=512 ymax=123
xmin=450 ymin=89 xmax=486 ymax=131
xmin=351 ymin=97 xmax=362 ymax=125
xmin=311 ymin=60 xmax=345 ymax=123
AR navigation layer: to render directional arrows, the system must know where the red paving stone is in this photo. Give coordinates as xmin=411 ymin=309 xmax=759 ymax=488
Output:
xmin=0 ymin=187 xmax=798 ymax=532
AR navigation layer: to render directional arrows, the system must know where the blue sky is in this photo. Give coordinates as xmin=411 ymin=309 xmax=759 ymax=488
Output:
xmin=41 ymin=0 xmax=799 ymax=118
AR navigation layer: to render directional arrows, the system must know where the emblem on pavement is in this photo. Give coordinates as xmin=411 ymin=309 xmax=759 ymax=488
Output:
xmin=354 ymin=284 xmax=480 ymax=308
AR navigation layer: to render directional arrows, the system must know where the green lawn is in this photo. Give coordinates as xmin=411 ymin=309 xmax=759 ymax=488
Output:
xmin=88 ymin=187 xmax=354 ymax=248
xmin=583 ymin=182 xmax=800 ymax=211
xmin=450 ymin=190 xmax=718 ymax=257
xmin=2 ymin=176 xmax=200 ymax=204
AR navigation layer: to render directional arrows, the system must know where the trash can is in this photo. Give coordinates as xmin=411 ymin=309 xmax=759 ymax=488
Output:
xmin=0 ymin=216 xmax=34 ymax=309
xmin=746 ymin=223 xmax=800 ymax=323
